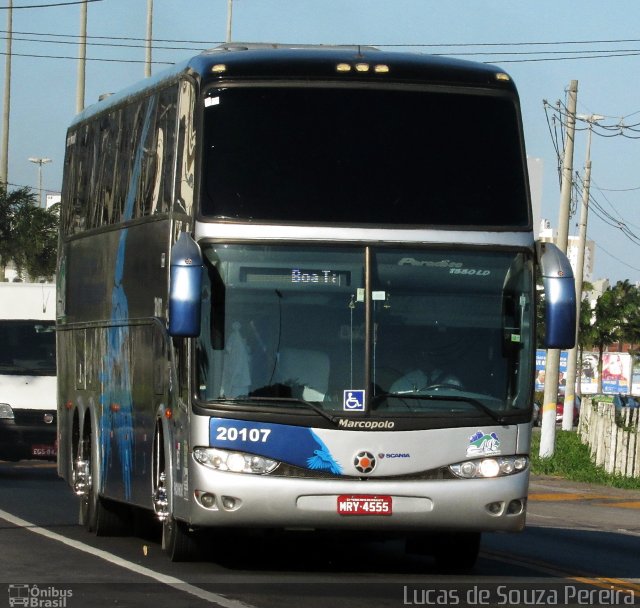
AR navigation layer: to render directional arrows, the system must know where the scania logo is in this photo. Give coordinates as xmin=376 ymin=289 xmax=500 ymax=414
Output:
xmin=353 ymin=451 xmax=376 ymax=474
xmin=43 ymin=413 xmax=54 ymax=424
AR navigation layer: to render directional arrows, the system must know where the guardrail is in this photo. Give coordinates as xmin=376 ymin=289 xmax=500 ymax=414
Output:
xmin=577 ymin=398 xmax=640 ymax=478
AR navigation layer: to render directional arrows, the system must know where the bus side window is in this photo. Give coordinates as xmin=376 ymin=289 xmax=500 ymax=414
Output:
xmin=152 ymin=85 xmax=178 ymax=216
xmin=175 ymin=80 xmax=195 ymax=216
xmin=173 ymin=338 xmax=190 ymax=405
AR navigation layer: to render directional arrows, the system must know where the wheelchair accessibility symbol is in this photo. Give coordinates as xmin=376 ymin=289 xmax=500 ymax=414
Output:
xmin=343 ymin=390 xmax=365 ymax=411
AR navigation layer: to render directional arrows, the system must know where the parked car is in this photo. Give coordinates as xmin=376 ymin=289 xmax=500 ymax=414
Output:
xmin=613 ymin=394 xmax=640 ymax=410
xmin=532 ymin=401 xmax=540 ymax=426
xmin=555 ymin=395 xmax=580 ymax=426
xmin=626 ymin=396 xmax=640 ymax=408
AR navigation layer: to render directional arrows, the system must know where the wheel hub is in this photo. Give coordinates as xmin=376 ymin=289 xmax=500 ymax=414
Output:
xmin=153 ymin=472 xmax=169 ymax=522
xmin=72 ymin=458 xmax=91 ymax=497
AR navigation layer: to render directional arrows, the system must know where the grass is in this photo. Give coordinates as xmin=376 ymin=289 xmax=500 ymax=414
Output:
xmin=530 ymin=430 xmax=640 ymax=490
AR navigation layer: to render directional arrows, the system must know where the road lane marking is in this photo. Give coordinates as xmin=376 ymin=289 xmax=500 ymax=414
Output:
xmin=529 ymin=492 xmax=612 ymax=501
xmin=483 ymin=549 xmax=639 ymax=597
xmin=607 ymin=500 xmax=640 ymax=509
xmin=529 ymin=492 xmax=640 ymax=509
xmin=0 ymin=507 xmax=256 ymax=608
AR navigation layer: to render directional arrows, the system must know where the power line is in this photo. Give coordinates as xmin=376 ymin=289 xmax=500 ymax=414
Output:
xmin=3 ymin=33 xmax=205 ymax=52
xmin=7 ymin=30 xmax=640 ymax=47
xmin=375 ymin=38 xmax=640 ymax=48
xmin=0 ymin=0 xmax=104 ymax=8
xmin=590 ymin=239 xmax=640 ymax=273
xmin=0 ymin=50 xmax=173 ymax=64
xmin=5 ymin=28 xmax=640 ymax=63
xmin=0 ymin=29 xmax=215 ymax=45
xmin=590 ymin=178 xmax=640 ymax=232
xmin=432 ymin=47 xmax=640 ymax=59
xmin=495 ymin=50 xmax=640 ymax=63
xmin=594 ymin=184 xmax=640 ymax=192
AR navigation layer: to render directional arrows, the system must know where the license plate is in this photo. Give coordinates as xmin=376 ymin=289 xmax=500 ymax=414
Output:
xmin=337 ymin=495 xmax=392 ymax=515
xmin=31 ymin=445 xmax=57 ymax=457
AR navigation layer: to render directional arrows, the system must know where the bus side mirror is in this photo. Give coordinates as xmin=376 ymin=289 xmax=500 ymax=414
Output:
xmin=536 ymin=242 xmax=576 ymax=349
xmin=168 ymin=232 xmax=203 ymax=337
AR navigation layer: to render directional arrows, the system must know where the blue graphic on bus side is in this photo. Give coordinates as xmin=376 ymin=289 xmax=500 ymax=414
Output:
xmin=209 ymin=418 xmax=342 ymax=475
xmin=100 ymin=96 xmax=158 ymax=500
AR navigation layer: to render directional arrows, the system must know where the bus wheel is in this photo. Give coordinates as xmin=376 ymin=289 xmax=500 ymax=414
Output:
xmin=162 ymin=516 xmax=201 ymax=562
xmin=77 ymin=422 xmax=130 ymax=536
xmin=153 ymin=423 xmax=200 ymax=561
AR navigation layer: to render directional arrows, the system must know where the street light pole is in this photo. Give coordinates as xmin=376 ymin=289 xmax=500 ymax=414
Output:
xmin=145 ymin=0 xmax=153 ymax=78
xmin=28 ymin=157 xmax=52 ymax=208
xmin=1 ymin=0 xmax=13 ymax=185
xmin=562 ymin=114 xmax=603 ymax=431
xmin=76 ymin=0 xmax=87 ymax=114
xmin=226 ymin=0 xmax=233 ymax=43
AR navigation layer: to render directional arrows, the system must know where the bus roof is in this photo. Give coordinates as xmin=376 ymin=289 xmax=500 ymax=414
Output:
xmin=194 ymin=43 xmax=515 ymax=89
xmin=70 ymin=44 xmax=517 ymax=128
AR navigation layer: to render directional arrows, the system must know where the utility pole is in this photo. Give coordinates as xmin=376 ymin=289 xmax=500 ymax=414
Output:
xmin=226 ymin=0 xmax=233 ymax=43
xmin=1 ymin=0 xmax=12 ymax=185
xmin=145 ymin=0 xmax=153 ymax=78
xmin=562 ymin=114 xmax=603 ymax=431
xmin=76 ymin=0 xmax=88 ymax=114
xmin=540 ymin=80 xmax=578 ymax=458
xmin=28 ymin=157 xmax=52 ymax=208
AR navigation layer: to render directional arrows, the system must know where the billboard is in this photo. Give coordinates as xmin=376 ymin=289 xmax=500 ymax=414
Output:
xmin=601 ymin=352 xmax=631 ymax=394
xmin=536 ymin=350 xmax=633 ymax=395
xmin=535 ymin=349 xmax=567 ymax=392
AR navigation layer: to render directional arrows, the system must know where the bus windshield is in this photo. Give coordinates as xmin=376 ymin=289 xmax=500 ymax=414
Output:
xmin=196 ymin=244 xmax=534 ymax=419
xmin=0 ymin=320 xmax=56 ymax=376
xmin=200 ymin=86 xmax=529 ymax=227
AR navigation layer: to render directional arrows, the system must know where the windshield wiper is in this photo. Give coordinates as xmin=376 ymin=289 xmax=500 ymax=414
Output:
xmin=220 ymin=396 xmax=340 ymax=426
xmin=370 ymin=391 xmax=507 ymax=425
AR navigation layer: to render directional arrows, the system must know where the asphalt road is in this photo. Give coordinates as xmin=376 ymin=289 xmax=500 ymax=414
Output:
xmin=0 ymin=461 xmax=638 ymax=608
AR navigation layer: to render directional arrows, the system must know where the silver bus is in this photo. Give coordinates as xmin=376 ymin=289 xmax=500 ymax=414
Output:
xmin=56 ymin=44 xmax=576 ymax=567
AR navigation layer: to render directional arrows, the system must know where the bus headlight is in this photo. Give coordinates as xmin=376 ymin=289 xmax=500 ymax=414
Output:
xmin=193 ymin=447 xmax=279 ymax=475
xmin=0 ymin=403 xmax=14 ymax=419
xmin=449 ymin=455 xmax=528 ymax=479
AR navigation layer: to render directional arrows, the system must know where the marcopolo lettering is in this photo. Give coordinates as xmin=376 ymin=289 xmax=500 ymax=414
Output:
xmin=337 ymin=419 xmax=395 ymax=430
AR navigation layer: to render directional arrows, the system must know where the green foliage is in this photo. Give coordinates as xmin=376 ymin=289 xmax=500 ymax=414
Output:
xmin=0 ymin=183 xmax=59 ymax=281
xmin=570 ymin=280 xmax=640 ymax=392
xmin=530 ymin=430 xmax=640 ymax=490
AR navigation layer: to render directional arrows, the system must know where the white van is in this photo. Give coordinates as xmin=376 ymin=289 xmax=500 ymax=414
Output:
xmin=0 ymin=283 xmax=56 ymax=461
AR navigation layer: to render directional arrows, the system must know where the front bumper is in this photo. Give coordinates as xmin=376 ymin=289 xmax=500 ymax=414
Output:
xmin=0 ymin=409 xmax=57 ymax=461
xmin=184 ymin=462 xmax=529 ymax=533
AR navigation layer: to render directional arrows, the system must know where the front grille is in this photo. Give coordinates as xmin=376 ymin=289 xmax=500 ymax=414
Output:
xmin=270 ymin=462 xmax=456 ymax=481
xmin=12 ymin=409 xmax=57 ymax=426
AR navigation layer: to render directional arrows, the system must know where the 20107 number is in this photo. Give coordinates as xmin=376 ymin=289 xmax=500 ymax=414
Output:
xmin=216 ymin=426 xmax=272 ymax=443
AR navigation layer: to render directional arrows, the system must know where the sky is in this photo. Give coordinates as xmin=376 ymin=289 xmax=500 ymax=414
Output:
xmin=3 ymin=0 xmax=640 ymax=285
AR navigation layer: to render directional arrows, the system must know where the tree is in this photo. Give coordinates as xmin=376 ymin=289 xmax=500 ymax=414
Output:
xmin=584 ymin=280 xmax=640 ymax=392
xmin=0 ymin=183 xmax=59 ymax=281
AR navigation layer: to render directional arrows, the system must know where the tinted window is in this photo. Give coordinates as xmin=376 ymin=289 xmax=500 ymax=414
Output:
xmin=201 ymin=87 xmax=529 ymax=227
xmin=0 ymin=321 xmax=56 ymax=376
xmin=61 ymin=84 xmax=179 ymax=236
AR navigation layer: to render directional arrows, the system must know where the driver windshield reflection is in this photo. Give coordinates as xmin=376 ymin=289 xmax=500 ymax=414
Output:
xmin=195 ymin=244 xmax=533 ymax=420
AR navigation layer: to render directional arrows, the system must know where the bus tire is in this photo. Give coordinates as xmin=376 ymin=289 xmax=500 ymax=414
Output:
xmin=78 ymin=418 xmax=130 ymax=536
xmin=93 ymin=497 xmax=131 ymax=537
xmin=153 ymin=421 xmax=201 ymax=561
xmin=162 ymin=516 xmax=201 ymax=562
